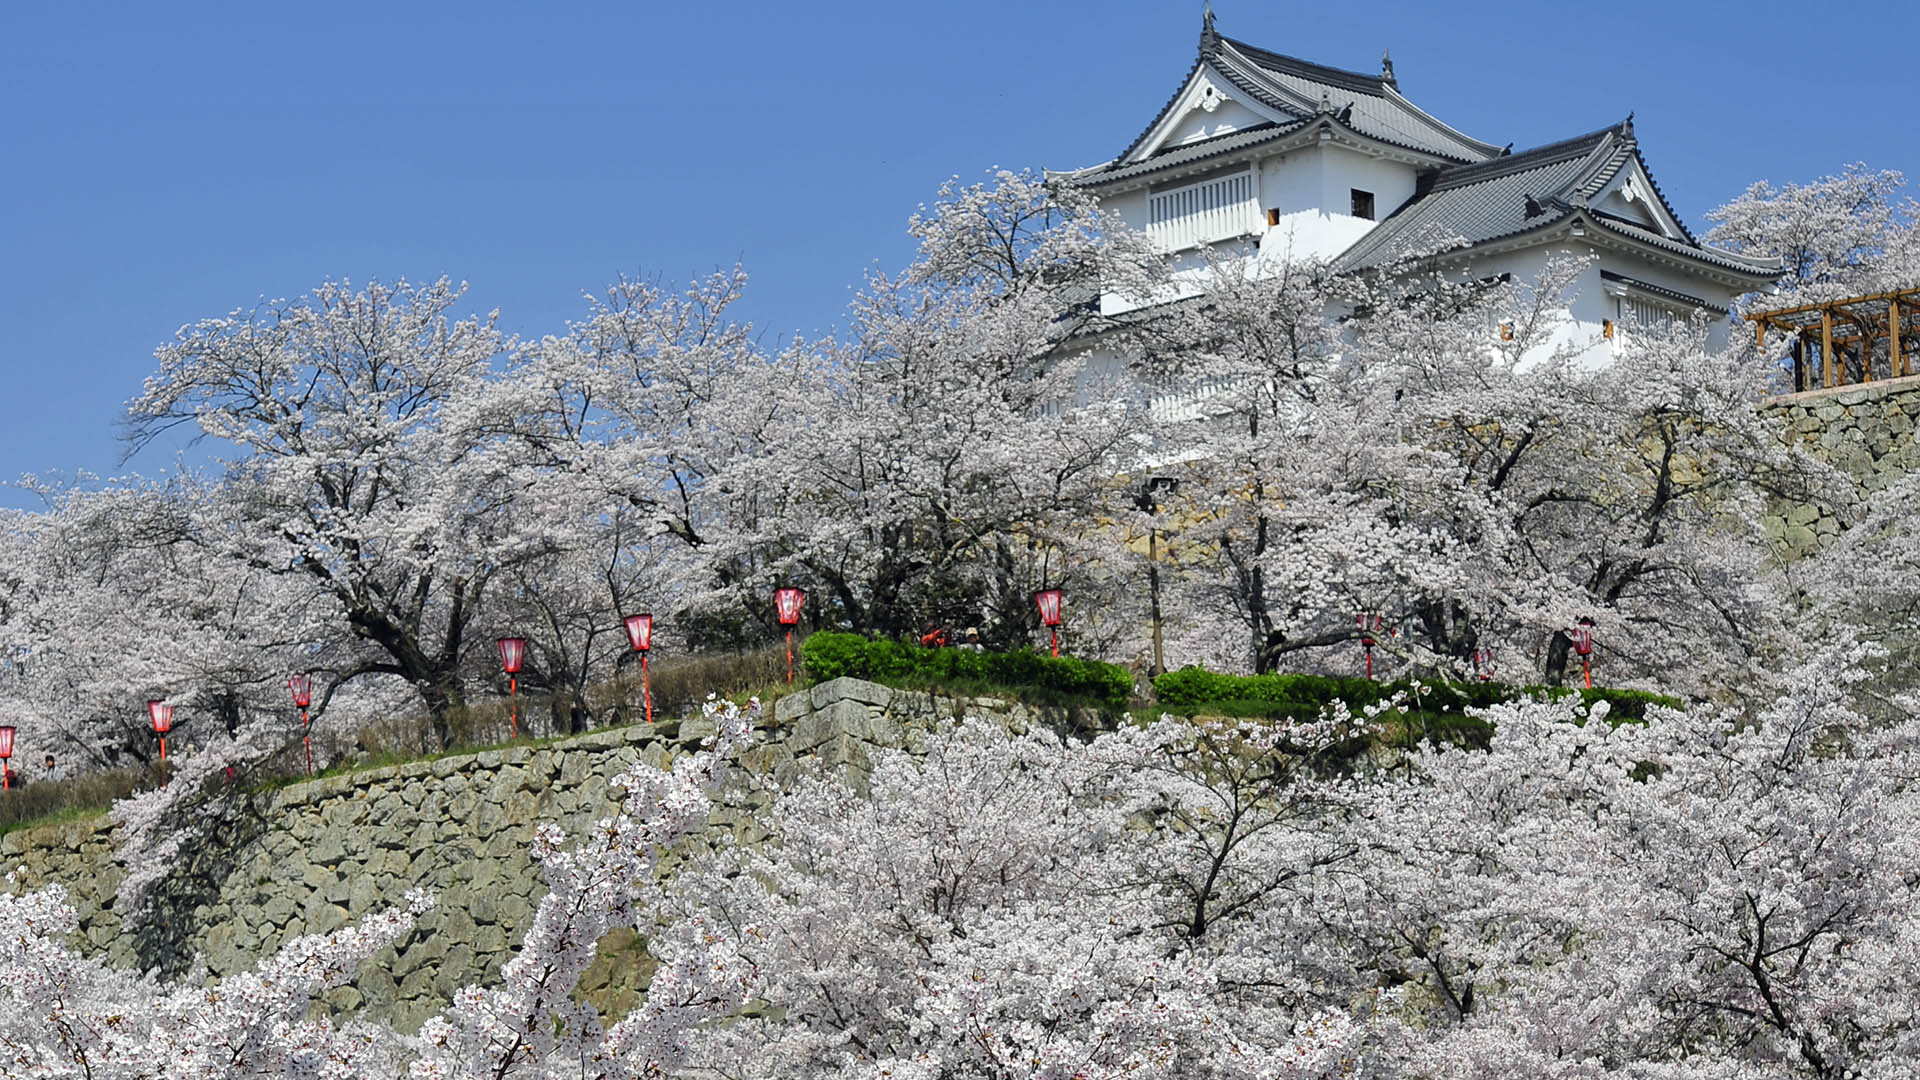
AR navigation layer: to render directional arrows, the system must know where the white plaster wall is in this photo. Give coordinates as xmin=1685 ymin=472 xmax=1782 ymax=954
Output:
xmin=1257 ymin=150 xmax=1319 ymax=215
xmin=1463 ymin=245 xmax=1611 ymax=369
xmin=1592 ymin=249 xmax=1743 ymax=352
xmin=1316 ymin=145 xmax=1418 ymax=220
xmin=1164 ymin=96 xmax=1269 ymax=146
xmin=1102 ymin=188 xmax=1150 ymax=237
xmin=1259 ymin=210 xmax=1375 ymax=263
xmin=1247 ymin=144 xmax=1419 ymax=263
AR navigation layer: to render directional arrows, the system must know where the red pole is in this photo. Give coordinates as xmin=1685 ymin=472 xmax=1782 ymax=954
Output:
xmin=1365 ymin=648 xmax=1373 ymax=681
xmin=509 ymin=676 xmax=519 ymax=738
xmin=786 ymin=629 xmax=795 ymax=684
xmin=1583 ymin=655 xmax=1592 ymax=690
xmin=159 ymin=736 xmax=168 ymax=785
xmin=302 ymin=707 xmax=312 ymax=776
xmin=642 ymin=653 xmax=653 ymax=724
xmin=2 ymin=765 xmax=8 ymax=792
xmin=1050 ymin=627 xmax=1059 ymax=658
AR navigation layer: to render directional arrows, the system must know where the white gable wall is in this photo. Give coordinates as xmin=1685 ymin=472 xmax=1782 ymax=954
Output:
xmin=1163 ymin=96 xmax=1270 ymax=146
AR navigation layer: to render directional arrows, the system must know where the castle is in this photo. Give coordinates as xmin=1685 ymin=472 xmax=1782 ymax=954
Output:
xmin=1049 ymin=13 xmax=1781 ymax=368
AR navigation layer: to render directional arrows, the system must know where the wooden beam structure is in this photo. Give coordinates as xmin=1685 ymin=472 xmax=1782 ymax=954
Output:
xmin=1746 ymin=286 xmax=1920 ymax=393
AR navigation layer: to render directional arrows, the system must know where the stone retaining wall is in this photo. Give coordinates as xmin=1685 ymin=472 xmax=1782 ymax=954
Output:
xmin=1 ymin=678 xmax=1076 ymax=1029
xmin=1761 ymin=375 xmax=1920 ymax=556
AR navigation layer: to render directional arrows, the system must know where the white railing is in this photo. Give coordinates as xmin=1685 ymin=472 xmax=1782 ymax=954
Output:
xmin=1147 ymin=170 xmax=1260 ymax=252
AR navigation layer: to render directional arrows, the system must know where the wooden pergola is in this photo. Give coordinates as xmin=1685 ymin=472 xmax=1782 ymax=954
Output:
xmin=1747 ymin=286 xmax=1920 ymax=393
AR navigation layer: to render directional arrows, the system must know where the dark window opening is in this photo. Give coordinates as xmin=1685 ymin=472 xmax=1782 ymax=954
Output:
xmin=1350 ymin=188 xmax=1375 ymax=220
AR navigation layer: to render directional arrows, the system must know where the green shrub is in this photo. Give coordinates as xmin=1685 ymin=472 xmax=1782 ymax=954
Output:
xmin=801 ymin=632 xmax=1132 ymax=710
xmin=1151 ymin=665 xmax=1678 ymax=734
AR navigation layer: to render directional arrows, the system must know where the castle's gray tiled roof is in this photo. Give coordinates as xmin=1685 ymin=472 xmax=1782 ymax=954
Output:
xmin=1331 ymin=121 xmax=1780 ymax=279
xmin=1332 ymin=124 xmax=1628 ymax=271
xmin=1058 ymin=121 xmax=1305 ymax=187
xmin=1588 ymin=216 xmax=1780 ymax=277
xmin=1055 ymin=17 xmax=1781 ymax=284
xmin=1063 ymin=23 xmax=1504 ymax=188
xmin=1209 ymin=37 xmax=1502 ymax=164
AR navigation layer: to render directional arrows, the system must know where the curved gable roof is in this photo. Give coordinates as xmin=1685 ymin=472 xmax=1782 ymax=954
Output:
xmin=1332 ymin=120 xmax=1777 ymax=280
xmin=1095 ymin=18 xmax=1501 ymax=175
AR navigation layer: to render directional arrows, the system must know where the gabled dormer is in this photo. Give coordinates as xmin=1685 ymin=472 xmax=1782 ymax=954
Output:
xmin=1049 ymin=12 xmax=1504 ymax=266
xmin=1131 ymin=67 xmax=1288 ymax=155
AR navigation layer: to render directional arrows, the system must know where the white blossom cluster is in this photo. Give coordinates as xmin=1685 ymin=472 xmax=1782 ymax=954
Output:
xmin=13 ymin=663 xmax=1920 ymax=1077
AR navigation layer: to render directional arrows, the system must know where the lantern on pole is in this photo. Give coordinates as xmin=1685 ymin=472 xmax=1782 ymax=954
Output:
xmin=148 ymin=700 xmax=174 ymax=783
xmin=774 ymin=587 xmax=805 ymax=683
xmin=287 ymin=672 xmax=315 ymax=776
xmin=1356 ymin=612 xmax=1384 ymax=680
xmin=497 ymin=636 xmax=528 ymax=738
xmin=1471 ymin=647 xmax=1494 ymax=682
xmin=1569 ymin=618 xmax=1595 ymax=689
xmin=624 ymin=613 xmax=655 ymax=724
xmin=0 ymin=725 xmax=14 ymax=793
xmin=1034 ymin=588 xmax=1064 ymax=658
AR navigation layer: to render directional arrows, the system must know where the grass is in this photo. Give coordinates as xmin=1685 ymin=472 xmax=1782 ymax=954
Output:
xmin=0 ymin=763 xmax=158 ymax=837
xmin=1 ymin=645 xmax=798 ymax=837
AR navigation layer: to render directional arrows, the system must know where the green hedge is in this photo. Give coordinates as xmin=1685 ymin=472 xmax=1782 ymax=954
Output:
xmin=1153 ymin=666 xmax=1676 ymax=729
xmin=802 ymin=632 xmax=1133 ymax=711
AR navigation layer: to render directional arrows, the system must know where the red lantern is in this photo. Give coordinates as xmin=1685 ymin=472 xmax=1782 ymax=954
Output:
xmin=288 ymin=673 xmax=315 ymax=776
xmin=774 ymin=588 xmax=805 ymax=627
xmin=0 ymin=725 xmax=13 ymax=793
xmin=1356 ymin=612 xmax=1384 ymax=680
xmin=496 ymin=637 xmax=528 ymax=738
xmin=624 ymin=614 xmax=655 ymax=724
xmin=497 ymin=637 xmax=528 ymax=674
xmin=624 ymin=612 xmax=655 ymax=652
xmin=1569 ymin=618 xmax=1596 ymax=689
xmin=1034 ymin=588 xmax=1064 ymax=658
xmin=148 ymin=700 xmax=174 ymax=784
xmin=774 ymin=587 xmax=806 ymax=683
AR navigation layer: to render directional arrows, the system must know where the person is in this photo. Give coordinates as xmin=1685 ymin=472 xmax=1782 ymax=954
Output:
xmin=42 ymin=753 xmax=56 ymax=780
xmin=961 ymin=627 xmax=985 ymax=652
xmin=918 ymin=622 xmax=949 ymax=648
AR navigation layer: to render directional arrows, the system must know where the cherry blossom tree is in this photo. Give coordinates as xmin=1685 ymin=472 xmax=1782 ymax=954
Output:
xmin=4 ymin=698 xmax=762 ymax=1080
xmin=1706 ymin=164 xmax=1918 ymax=306
xmin=723 ymin=171 xmax=1165 ymax=646
xmin=125 ymin=278 xmax=564 ymax=747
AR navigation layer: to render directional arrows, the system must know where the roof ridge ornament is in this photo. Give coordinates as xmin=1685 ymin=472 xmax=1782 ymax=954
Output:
xmin=1381 ymin=49 xmax=1396 ymax=88
xmin=1201 ymin=3 xmax=1218 ymax=47
xmin=1621 ymin=111 xmax=1636 ymax=140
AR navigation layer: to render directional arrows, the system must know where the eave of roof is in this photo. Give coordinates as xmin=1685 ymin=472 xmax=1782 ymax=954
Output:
xmin=1330 ymin=122 xmax=1631 ymax=272
xmin=1081 ymin=16 xmax=1500 ymax=188
xmin=1056 ymin=121 xmax=1304 ymax=189
xmin=1586 ymin=215 xmax=1780 ymax=279
xmin=1600 ymin=269 xmax=1728 ymax=314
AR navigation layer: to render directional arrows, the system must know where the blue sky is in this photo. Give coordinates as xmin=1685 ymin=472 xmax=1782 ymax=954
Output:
xmin=2 ymin=1 xmax=1914 ymax=508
